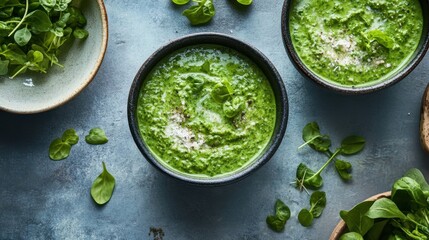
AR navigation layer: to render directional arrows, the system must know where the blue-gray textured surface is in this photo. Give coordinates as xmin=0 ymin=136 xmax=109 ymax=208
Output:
xmin=1 ymin=0 xmax=429 ymax=239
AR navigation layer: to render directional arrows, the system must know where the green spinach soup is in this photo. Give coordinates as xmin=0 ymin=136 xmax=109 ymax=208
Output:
xmin=137 ymin=45 xmax=276 ymax=177
xmin=289 ymin=0 xmax=423 ymax=86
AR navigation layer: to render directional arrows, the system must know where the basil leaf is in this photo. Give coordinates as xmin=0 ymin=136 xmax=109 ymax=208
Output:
xmin=62 ymin=128 xmax=79 ymax=145
xmin=14 ymin=27 xmax=31 ymax=46
xmin=335 ymin=159 xmax=352 ymax=181
xmin=339 ymin=232 xmax=364 ymax=240
xmin=183 ymin=0 xmax=215 ymax=25
xmin=49 ymin=138 xmax=72 ymax=160
xmin=340 ymin=201 xmax=374 ymax=235
xmin=298 ymin=208 xmax=313 ymax=227
xmin=85 ymin=128 xmax=108 ymax=145
xmin=237 ymin=0 xmax=253 ymax=5
xmin=366 ymin=198 xmax=407 ymax=220
xmin=340 ymin=136 xmax=365 ymax=155
xmin=172 ymin=0 xmax=190 ymax=5
xmin=90 ymin=162 xmax=116 ymax=205
xmin=309 ymin=191 xmax=326 ymax=218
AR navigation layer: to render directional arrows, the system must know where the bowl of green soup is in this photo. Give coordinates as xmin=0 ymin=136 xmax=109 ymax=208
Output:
xmin=128 ymin=33 xmax=288 ymax=186
xmin=282 ymin=0 xmax=429 ymax=94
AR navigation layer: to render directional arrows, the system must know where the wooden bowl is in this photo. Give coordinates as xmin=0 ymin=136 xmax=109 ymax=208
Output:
xmin=329 ymin=191 xmax=391 ymax=240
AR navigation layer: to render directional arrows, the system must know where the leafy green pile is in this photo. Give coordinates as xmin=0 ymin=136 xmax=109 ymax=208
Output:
xmin=339 ymin=168 xmax=429 ymax=240
xmin=294 ymin=122 xmax=365 ymax=192
xmin=171 ymin=0 xmax=253 ymax=25
xmin=0 ymin=0 xmax=88 ymax=78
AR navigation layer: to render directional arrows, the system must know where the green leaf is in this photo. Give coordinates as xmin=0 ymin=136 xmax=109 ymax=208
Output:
xmin=183 ymin=0 xmax=215 ymax=25
xmin=85 ymin=128 xmax=109 ymax=145
xmin=0 ymin=59 xmax=9 ymax=75
xmin=25 ymin=10 xmax=52 ymax=32
xmin=54 ymin=0 xmax=72 ymax=12
xmin=364 ymin=220 xmax=388 ymax=240
xmin=404 ymin=168 xmax=429 ymax=193
xmin=298 ymin=208 xmax=313 ymax=227
xmin=73 ymin=28 xmax=88 ymax=39
xmin=14 ymin=27 xmax=31 ymax=46
xmin=367 ymin=29 xmax=395 ymax=49
xmin=366 ymin=198 xmax=407 ymax=220
xmin=309 ymin=191 xmax=326 ymax=218
xmin=49 ymin=138 xmax=72 ymax=160
xmin=335 ymin=159 xmax=352 ymax=181
xmin=340 ymin=136 xmax=365 ymax=155
xmin=275 ymin=199 xmax=291 ymax=222
xmin=172 ymin=0 xmax=190 ymax=5
xmin=340 ymin=201 xmax=374 ymax=235
xmin=90 ymin=162 xmax=116 ymax=205
xmin=40 ymin=0 xmax=56 ymax=11
xmin=266 ymin=199 xmax=290 ymax=232
xmin=301 ymin=122 xmax=331 ymax=152
xmin=237 ymin=0 xmax=253 ymax=5
xmin=391 ymin=177 xmax=428 ymax=210
xmin=61 ymin=128 xmax=79 ymax=145
xmin=295 ymin=163 xmax=323 ymax=190
xmin=266 ymin=215 xmax=285 ymax=232
xmin=339 ymin=232 xmax=364 ymax=240
xmin=211 ymin=79 xmax=233 ymax=103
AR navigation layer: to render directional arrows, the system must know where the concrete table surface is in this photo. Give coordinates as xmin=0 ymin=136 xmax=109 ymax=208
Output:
xmin=1 ymin=0 xmax=429 ymax=239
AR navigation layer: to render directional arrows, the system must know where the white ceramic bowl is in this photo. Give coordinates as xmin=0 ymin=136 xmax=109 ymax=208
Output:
xmin=0 ymin=0 xmax=108 ymax=114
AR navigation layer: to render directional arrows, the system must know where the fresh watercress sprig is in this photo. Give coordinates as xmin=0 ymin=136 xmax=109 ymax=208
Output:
xmin=172 ymin=0 xmax=253 ymax=26
xmin=85 ymin=127 xmax=109 ymax=145
xmin=298 ymin=191 xmax=326 ymax=227
xmin=266 ymin=199 xmax=291 ymax=232
xmin=90 ymin=162 xmax=116 ymax=205
xmin=49 ymin=128 xmax=79 ymax=160
xmin=0 ymin=0 xmax=88 ymax=78
xmin=294 ymin=122 xmax=365 ymax=191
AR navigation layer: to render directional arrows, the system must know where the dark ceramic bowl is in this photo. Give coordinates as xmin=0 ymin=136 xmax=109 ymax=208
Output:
xmin=281 ymin=0 xmax=429 ymax=94
xmin=128 ymin=33 xmax=288 ymax=186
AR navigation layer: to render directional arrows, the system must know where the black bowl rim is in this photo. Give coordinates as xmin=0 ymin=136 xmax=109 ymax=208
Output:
xmin=127 ymin=32 xmax=289 ymax=186
xmin=281 ymin=0 xmax=429 ymax=95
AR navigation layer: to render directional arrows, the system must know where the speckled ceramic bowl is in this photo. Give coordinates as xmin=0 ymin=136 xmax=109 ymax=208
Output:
xmin=281 ymin=0 xmax=429 ymax=94
xmin=128 ymin=33 xmax=288 ymax=186
xmin=329 ymin=191 xmax=391 ymax=239
xmin=0 ymin=0 xmax=108 ymax=114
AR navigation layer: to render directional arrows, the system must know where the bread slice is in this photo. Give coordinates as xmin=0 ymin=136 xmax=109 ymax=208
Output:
xmin=421 ymin=84 xmax=429 ymax=153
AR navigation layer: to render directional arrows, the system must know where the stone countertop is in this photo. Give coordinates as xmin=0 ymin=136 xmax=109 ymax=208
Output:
xmin=1 ymin=0 xmax=429 ymax=239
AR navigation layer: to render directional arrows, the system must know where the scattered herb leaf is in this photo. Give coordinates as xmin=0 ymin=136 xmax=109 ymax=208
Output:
xmin=298 ymin=208 xmax=313 ymax=227
xmin=237 ymin=0 xmax=253 ymax=5
xmin=48 ymin=128 xmax=78 ymax=160
xmin=85 ymin=128 xmax=109 ymax=145
xmin=90 ymin=162 xmax=116 ymax=205
xmin=266 ymin=199 xmax=290 ymax=232
xmin=182 ymin=0 xmax=215 ymax=25
xmin=172 ymin=0 xmax=191 ymax=5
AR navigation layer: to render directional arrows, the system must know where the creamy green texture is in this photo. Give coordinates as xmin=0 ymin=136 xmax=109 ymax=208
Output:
xmin=137 ymin=45 xmax=276 ymax=177
xmin=289 ymin=0 xmax=423 ymax=86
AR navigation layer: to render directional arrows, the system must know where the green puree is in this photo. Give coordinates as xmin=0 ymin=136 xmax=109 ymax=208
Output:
xmin=137 ymin=45 xmax=276 ymax=177
xmin=289 ymin=0 xmax=423 ymax=86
